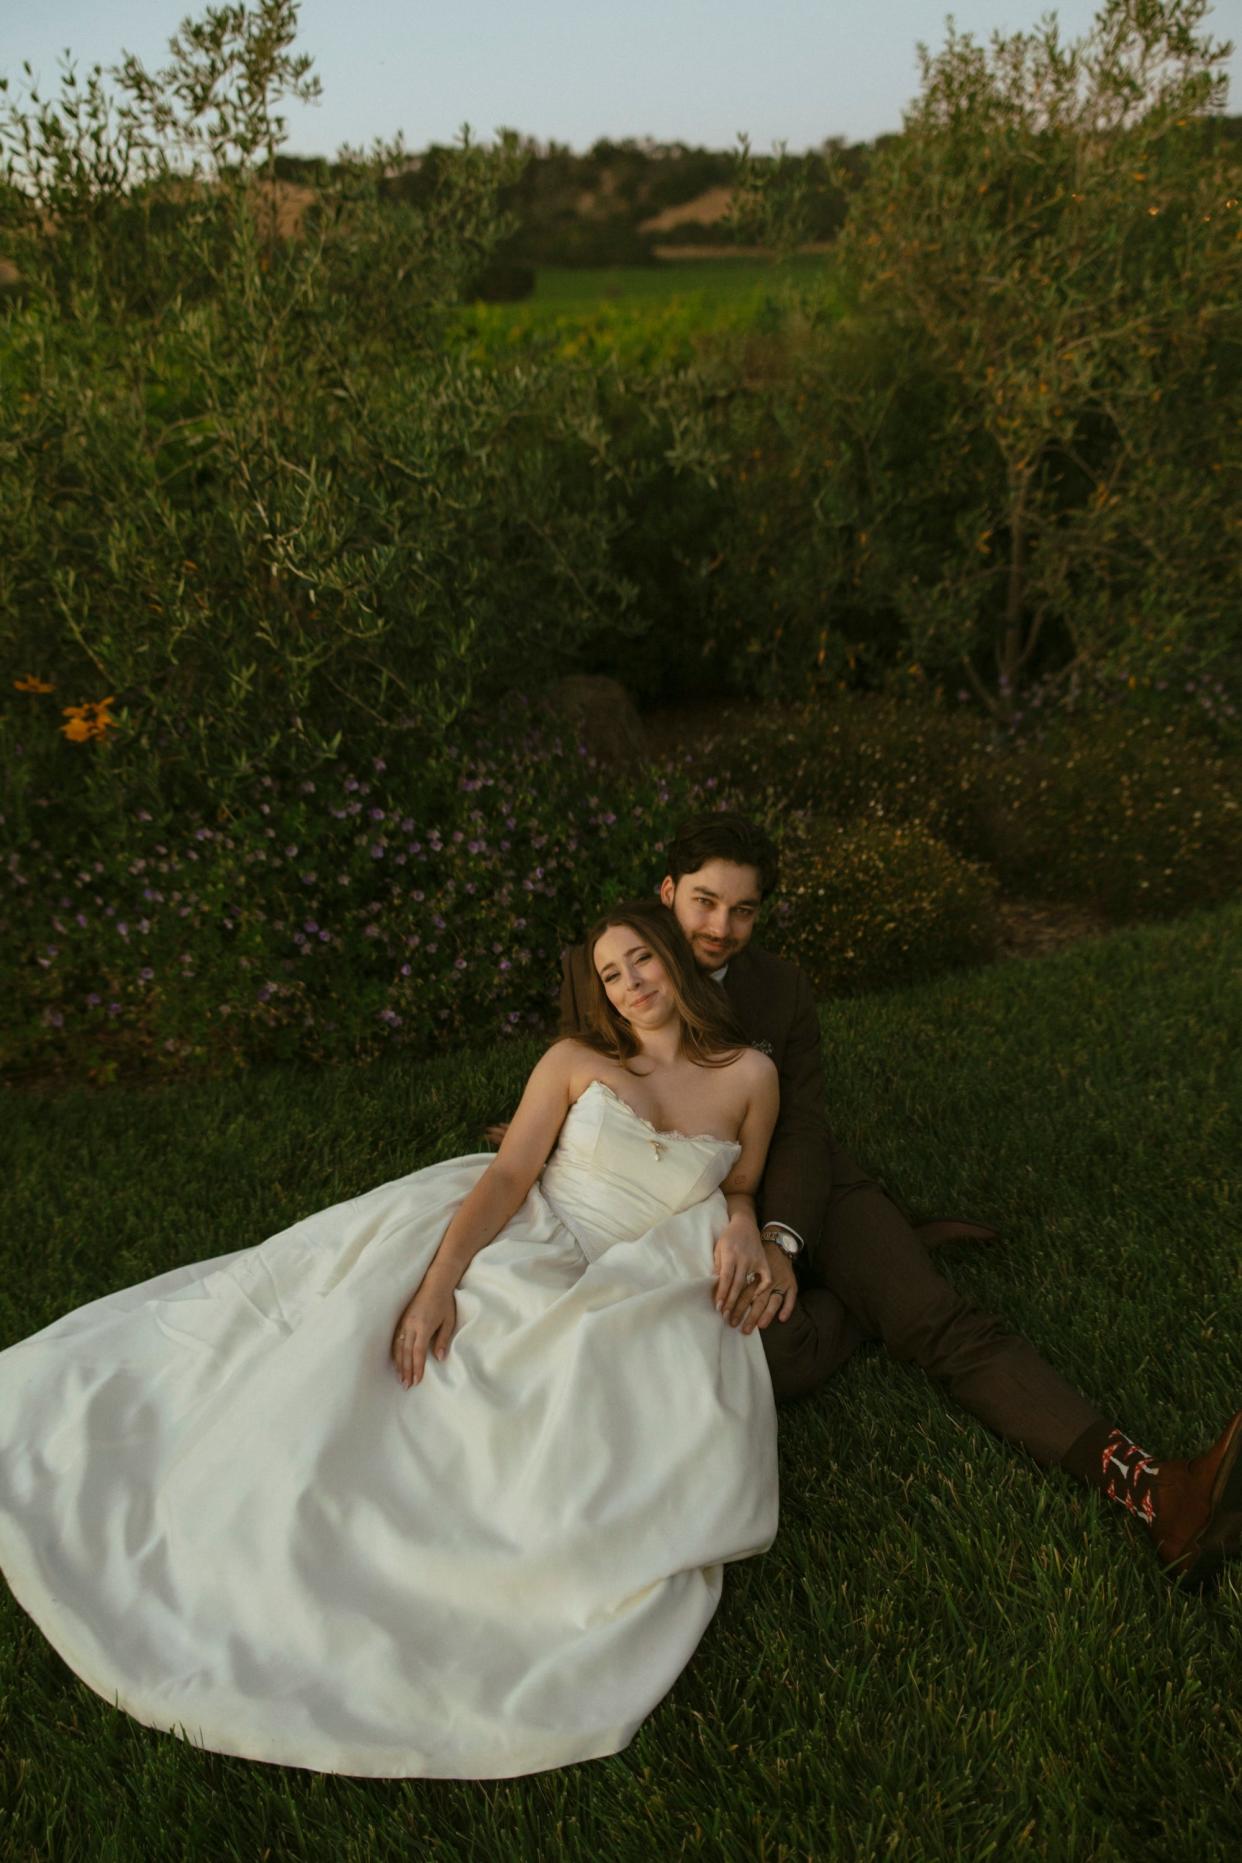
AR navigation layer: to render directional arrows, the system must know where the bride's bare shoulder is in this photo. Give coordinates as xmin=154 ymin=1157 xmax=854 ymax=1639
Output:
xmin=538 ymin=1037 xmax=601 ymax=1084
xmin=731 ymin=1045 xmax=778 ymax=1097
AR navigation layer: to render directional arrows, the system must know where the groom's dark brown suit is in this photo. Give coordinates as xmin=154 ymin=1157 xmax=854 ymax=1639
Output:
xmin=560 ymin=940 xmax=1103 ymax=1466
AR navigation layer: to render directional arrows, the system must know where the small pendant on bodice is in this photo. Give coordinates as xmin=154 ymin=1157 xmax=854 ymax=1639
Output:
xmin=648 ymin=1139 xmax=667 ymax=1161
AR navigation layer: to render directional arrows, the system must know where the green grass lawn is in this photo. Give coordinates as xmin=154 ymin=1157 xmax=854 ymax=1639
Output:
xmin=2 ymin=902 xmax=1240 ymax=1860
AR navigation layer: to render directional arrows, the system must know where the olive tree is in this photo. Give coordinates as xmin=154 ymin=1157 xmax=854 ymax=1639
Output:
xmin=829 ymin=0 xmax=1240 ymax=720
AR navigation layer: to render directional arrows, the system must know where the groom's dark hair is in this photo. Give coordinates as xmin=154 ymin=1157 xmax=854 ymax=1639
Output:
xmin=665 ymin=812 xmax=779 ymax=899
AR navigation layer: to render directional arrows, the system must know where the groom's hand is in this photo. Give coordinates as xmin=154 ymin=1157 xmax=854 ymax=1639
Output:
xmin=483 ymin=1122 xmax=510 ymax=1149
xmin=741 ymin=1241 xmax=798 ymax=1335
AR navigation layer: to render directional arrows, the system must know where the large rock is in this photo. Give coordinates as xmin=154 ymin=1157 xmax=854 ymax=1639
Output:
xmin=547 ymin=675 xmax=648 ymax=770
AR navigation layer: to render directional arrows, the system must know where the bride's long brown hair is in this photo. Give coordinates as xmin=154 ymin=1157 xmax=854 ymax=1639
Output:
xmin=577 ymin=898 xmax=749 ymax=1071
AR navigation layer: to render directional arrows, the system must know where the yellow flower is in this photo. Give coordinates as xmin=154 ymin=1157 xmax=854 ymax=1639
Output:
xmin=60 ymin=697 xmax=119 ymax=741
xmin=13 ymin=674 xmax=55 ymax=693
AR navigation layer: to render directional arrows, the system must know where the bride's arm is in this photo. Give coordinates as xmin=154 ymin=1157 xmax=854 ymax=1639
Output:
xmin=713 ymin=1056 xmax=780 ymax=1325
xmin=392 ymin=1042 xmax=578 ymax=1388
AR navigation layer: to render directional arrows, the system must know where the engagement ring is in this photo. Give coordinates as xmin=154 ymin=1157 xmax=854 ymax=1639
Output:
xmin=744 ymin=1272 xmax=757 ymax=1286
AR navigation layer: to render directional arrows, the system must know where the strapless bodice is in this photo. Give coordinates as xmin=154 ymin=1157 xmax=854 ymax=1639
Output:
xmin=539 ymin=1079 xmax=741 ymax=1262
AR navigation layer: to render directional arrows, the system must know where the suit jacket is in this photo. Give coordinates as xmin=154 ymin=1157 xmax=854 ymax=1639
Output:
xmin=557 ymin=941 xmax=840 ymax=1249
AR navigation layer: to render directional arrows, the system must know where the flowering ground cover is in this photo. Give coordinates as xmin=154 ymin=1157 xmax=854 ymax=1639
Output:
xmin=4 ymin=718 xmax=724 ymax=1083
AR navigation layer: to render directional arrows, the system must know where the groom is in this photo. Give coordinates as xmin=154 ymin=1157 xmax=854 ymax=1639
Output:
xmin=554 ymin=811 xmax=1242 ymax=1590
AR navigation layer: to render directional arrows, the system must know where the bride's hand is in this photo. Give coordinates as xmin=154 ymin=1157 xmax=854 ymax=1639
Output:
xmin=392 ymin=1270 xmax=457 ymax=1390
xmin=712 ymin=1217 xmax=771 ymax=1328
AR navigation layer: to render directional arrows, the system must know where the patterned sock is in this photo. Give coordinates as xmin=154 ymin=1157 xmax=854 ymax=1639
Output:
xmin=1061 ymin=1421 xmax=1161 ymax=1531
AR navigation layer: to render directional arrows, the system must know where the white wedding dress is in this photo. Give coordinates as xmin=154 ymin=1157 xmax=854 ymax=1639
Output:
xmin=0 ymin=1079 xmax=778 ymax=1779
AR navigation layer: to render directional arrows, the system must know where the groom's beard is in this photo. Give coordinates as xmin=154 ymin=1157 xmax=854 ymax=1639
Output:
xmin=688 ymin=934 xmax=739 ymax=969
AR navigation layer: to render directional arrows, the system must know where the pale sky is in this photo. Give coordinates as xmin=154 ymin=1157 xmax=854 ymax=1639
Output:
xmin=6 ymin=1 xmax=1240 ymax=156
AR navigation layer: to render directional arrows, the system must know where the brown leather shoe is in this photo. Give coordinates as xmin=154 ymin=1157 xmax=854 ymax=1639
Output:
xmin=1151 ymin=1409 xmax=1242 ymax=1589
xmin=912 ymin=1216 xmax=1002 ymax=1248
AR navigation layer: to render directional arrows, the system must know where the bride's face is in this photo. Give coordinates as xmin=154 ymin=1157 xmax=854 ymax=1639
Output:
xmin=593 ymin=925 xmax=676 ymax=1032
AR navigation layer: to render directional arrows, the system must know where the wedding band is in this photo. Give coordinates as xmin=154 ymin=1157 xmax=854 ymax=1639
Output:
xmin=744 ymin=1272 xmax=757 ymax=1286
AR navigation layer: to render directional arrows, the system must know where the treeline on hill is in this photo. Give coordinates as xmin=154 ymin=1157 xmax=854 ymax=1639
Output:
xmin=264 ymin=135 xmax=875 ymax=298
xmin=379 ymin=135 xmax=876 ymax=281
xmin=277 ymin=117 xmax=1241 ymax=293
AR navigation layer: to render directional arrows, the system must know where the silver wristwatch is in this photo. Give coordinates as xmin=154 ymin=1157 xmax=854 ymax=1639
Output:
xmin=760 ymin=1224 xmax=801 ymax=1258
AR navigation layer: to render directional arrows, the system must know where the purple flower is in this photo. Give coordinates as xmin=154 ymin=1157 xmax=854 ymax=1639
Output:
xmin=455 ymin=957 xmax=467 ymax=971
xmin=370 ymin=845 xmax=385 ymax=860
xmin=139 ymin=967 xmax=155 ymax=981
xmin=318 ymin=930 xmax=330 ymax=943
xmin=304 ymin=919 xmax=319 ymax=934
xmin=284 ymin=844 xmax=299 ymax=858
xmin=400 ymin=962 xmax=411 ymax=976
xmin=117 ymin=921 xmax=129 ymax=937
xmin=369 ymin=808 xmax=385 ymax=821
xmin=86 ymin=992 xmax=102 ymax=1007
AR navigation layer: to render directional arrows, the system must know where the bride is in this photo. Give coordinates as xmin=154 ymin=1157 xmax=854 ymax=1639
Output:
xmin=0 ymin=900 xmax=781 ymax=1780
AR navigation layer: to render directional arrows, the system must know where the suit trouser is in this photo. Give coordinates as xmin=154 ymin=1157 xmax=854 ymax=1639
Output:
xmin=759 ymin=1148 xmax=1103 ymax=1467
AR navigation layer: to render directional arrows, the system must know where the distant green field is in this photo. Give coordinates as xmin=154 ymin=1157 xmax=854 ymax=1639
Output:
xmin=528 ymin=253 xmax=836 ymax=307
xmin=456 ymin=254 xmax=842 ymax=364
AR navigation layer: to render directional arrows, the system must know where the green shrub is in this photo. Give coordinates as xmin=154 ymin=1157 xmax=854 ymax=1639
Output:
xmin=687 ymin=698 xmax=993 ymax=853
xmin=982 ymin=712 xmax=1242 ymax=919
xmin=685 ymin=696 xmax=1242 ymax=925
xmin=765 ymin=815 xmax=1000 ymax=997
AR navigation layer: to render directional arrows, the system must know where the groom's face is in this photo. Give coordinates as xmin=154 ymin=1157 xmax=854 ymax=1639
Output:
xmin=658 ymin=859 xmax=763 ymax=970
